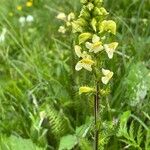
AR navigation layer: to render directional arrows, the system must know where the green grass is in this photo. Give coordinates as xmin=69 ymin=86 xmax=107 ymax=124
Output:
xmin=0 ymin=0 xmax=150 ymax=149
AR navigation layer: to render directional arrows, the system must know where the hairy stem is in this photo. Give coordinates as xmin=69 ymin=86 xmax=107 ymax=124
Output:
xmin=94 ymin=82 xmax=99 ymax=150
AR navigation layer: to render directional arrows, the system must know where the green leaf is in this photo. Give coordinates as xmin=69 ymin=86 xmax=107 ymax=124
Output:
xmin=123 ymin=62 xmax=150 ymax=106
xmin=59 ymin=135 xmax=78 ymax=150
xmin=0 ymin=135 xmax=44 ymax=150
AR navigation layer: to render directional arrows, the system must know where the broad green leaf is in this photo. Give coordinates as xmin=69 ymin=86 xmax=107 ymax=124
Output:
xmin=59 ymin=135 xmax=77 ymax=150
xmin=0 ymin=135 xmax=44 ymax=150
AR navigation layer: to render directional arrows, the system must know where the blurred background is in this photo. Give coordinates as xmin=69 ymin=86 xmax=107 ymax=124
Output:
xmin=0 ymin=0 xmax=150 ymax=149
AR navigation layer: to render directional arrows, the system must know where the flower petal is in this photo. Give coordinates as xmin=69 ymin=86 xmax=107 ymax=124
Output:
xmin=75 ymin=45 xmax=82 ymax=58
xmin=102 ymin=68 xmax=110 ymax=76
xmin=82 ymin=64 xmax=92 ymax=71
xmin=101 ymin=77 xmax=109 ymax=84
xmin=92 ymin=34 xmax=100 ymax=43
xmin=75 ymin=62 xmax=82 ymax=71
xmin=56 ymin=12 xmax=66 ymax=21
xmin=85 ymin=42 xmax=92 ymax=50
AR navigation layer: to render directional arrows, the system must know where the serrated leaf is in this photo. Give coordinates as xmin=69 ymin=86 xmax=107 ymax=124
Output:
xmin=0 ymin=135 xmax=44 ymax=150
xmin=59 ymin=135 xmax=78 ymax=150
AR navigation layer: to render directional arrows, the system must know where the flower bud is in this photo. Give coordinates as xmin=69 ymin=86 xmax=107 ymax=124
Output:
xmin=71 ymin=18 xmax=87 ymax=33
xmin=79 ymin=6 xmax=90 ymax=19
xmin=68 ymin=12 xmax=75 ymax=22
xmin=79 ymin=86 xmax=95 ymax=94
xmin=78 ymin=32 xmax=92 ymax=44
xmin=87 ymin=2 xmax=94 ymax=11
xmin=91 ymin=18 xmax=97 ymax=31
xmin=80 ymin=0 xmax=88 ymax=4
xmin=99 ymin=20 xmax=116 ymax=35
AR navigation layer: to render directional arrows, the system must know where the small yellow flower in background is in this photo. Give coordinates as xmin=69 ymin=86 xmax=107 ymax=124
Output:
xmin=99 ymin=20 xmax=116 ymax=35
xmin=79 ymin=86 xmax=95 ymax=94
xmin=16 ymin=5 xmax=22 ymax=11
xmin=101 ymin=68 xmax=114 ymax=85
xmin=104 ymin=42 xmax=118 ymax=59
xmin=56 ymin=12 xmax=67 ymax=21
xmin=75 ymin=45 xmax=94 ymax=71
xmin=58 ymin=26 xmax=66 ymax=34
xmin=26 ymin=1 xmax=33 ymax=7
xmin=85 ymin=34 xmax=103 ymax=53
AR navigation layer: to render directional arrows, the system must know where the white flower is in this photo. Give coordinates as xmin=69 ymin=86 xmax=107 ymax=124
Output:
xmin=101 ymin=68 xmax=114 ymax=84
xmin=19 ymin=16 xmax=26 ymax=26
xmin=58 ymin=26 xmax=66 ymax=34
xmin=0 ymin=28 xmax=7 ymax=43
xmin=104 ymin=42 xmax=118 ymax=59
xmin=85 ymin=34 xmax=103 ymax=53
xmin=56 ymin=12 xmax=67 ymax=21
xmin=26 ymin=15 xmax=34 ymax=22
xmin=74 ymin=45 xmax=94 ymax=71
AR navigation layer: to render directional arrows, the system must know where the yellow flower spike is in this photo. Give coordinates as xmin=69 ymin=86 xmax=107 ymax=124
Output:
xmin=26 ymin=1 xmax=33 ymax=7
xmin=99 ymin=20 xmax=117 ymax=35
xmin=79 ymin=86 xmax=95 ymax=95
xmin=16 ymin=5 xmax=22 ymax=11
xmin=85 ymin=34 xmax=103 ymax=53
xmin=101 ymin=68 xmax=114 ymax=85
xmin=104 ymin=42 xmax=118 ymax=59
xmin=56 ymin=12 xmax=67 ymax=21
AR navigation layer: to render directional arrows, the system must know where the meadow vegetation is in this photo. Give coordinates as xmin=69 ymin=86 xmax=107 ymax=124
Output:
xmin=0 ymin=0 xmax=150 ymax=149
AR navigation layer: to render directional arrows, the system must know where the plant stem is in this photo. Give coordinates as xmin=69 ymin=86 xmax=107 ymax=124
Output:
xmin=94 ymin=82 xmax=99 ymax=150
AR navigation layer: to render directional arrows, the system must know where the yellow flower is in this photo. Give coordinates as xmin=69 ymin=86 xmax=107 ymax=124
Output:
xmin=99 ymin=20 xmax=116 ymax=35
xmin=79 ymin=86 xmax=95 ymax=94
xmin=74 ymin=45 xmax=94 ymax=71
xmin=16 ymin=5 xmax=22 ymax=11
xmin=104 ymin=42 xmax=118 ymax=59
xmin=101 ymin=68 xmax=114 ymax=85
xmin=67 ymin=12 xmax=75 ymax=22
xmin=56 ymin=12 xmax=67 ymax=21
xmin=26 ymin=1 xmax=33 ymax=7
xmin=85 ymin=34 xmax=103 ymax=53
xmin=75 ymin=58 xmax=94 ymax=72
xmin=58 ymin=26 xmax=66 ymax=34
